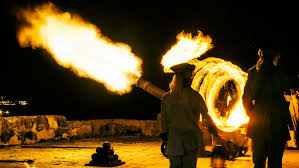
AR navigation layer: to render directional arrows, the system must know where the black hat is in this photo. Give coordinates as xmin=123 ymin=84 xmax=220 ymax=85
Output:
xmin=170 ymin=63 xmax=195 ymax=73
xmin=259 ymin=48 xmax=277 ymax=60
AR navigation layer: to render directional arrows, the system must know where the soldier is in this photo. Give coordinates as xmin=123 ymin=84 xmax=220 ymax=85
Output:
xmin=242 ymin=48 xmax=293 ymax=168
xmin=160 ymin=63 xmax=221 ymax=168
xmin=285 ymin=89 xmax=299 ymax=149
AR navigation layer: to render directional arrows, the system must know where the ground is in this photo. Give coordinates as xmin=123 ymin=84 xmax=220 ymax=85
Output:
xmin=0 ymin=136 xmax=298 ymax=168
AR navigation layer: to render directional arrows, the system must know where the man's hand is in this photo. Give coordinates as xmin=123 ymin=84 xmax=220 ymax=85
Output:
xmin=160 ymin=132 xmax=168 ymax=142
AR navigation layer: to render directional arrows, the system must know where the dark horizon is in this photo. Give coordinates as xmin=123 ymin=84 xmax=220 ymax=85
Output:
xmin=2 ymin=0 xmax=298 ymax=120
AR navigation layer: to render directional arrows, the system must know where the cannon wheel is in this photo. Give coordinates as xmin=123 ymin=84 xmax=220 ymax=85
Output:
xmin=161 ymin=142 xmax=168 ymax=158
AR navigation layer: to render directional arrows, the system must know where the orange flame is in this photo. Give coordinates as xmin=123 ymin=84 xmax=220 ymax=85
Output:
xmin=16 ymin=3 xmax=142 ymax=94
xmin=161 ymin=31 xmax=213 ymax=72
xmin=192 ymin=58 xmax=249 ymax=132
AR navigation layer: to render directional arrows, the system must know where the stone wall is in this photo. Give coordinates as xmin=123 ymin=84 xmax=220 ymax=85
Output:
xmin=0 ymin=115 xmax=161 ymax=146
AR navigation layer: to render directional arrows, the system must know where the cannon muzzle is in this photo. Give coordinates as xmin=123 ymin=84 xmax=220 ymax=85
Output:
xmin=136 ymin=77 xmax=167 ymax=100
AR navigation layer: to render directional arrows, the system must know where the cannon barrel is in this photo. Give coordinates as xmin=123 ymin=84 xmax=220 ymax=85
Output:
xmin=136 ymin=77 xmax=167 ymax=100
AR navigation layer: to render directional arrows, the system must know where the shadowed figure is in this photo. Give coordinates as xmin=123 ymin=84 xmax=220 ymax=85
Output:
xmin=160 ymin=63 xmax=221 ymax=168
xmin=242 ymin=49 xmax=293 ymax=168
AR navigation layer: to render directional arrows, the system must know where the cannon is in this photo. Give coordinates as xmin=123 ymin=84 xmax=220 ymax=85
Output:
xmin=136 ymin=77 xmax=167 ymax=100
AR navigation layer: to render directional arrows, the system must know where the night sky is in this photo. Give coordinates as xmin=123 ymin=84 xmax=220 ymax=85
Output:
xmin=2 ymin=0 xmax=298 ymax=120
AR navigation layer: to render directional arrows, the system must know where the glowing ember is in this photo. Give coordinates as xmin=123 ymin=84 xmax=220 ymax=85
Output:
xmin=160 ymin=31 xmax=213 ymax=72
xmin=16 ymin=3 xmax=142 ymax=94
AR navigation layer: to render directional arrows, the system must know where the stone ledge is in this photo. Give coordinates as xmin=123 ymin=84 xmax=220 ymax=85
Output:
xmin=0 ymin=115 xmax=161 ymax=145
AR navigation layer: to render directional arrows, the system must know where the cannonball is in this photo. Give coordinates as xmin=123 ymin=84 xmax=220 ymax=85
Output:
xmin=108 ymin=161 xmax=113 ymax=166
xmin=96 ymin=147 xmax=104 ymax=154
xmin=107 ymin=154 xmax=114 ymax=161
xmin=91 ymin=153 xmax=99 ymax=161
xmin=103 ymin=142 xmax=111 ymax=149
xmin=114 ymin=154 xmax=118 ymax=160
xmin=105 ymin=148 xmax=114 ymax=155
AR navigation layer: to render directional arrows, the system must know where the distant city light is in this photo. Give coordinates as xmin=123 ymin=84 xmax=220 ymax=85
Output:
xmin=0 ymin=109 xmax=10 ymax=116
xmin=0 ymin=96 xmax=28 ymax=105
xmin=18 ymin=101 xmax=28 ymax=105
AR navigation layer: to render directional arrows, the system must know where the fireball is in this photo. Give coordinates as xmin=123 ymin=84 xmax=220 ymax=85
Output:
xmin=191 ymin=57 xmax=249 ymax=132
xmin=161 ymin=31 xmax=213 ymax=73
xmin=16 ymin=2 xmax=142 ymax=94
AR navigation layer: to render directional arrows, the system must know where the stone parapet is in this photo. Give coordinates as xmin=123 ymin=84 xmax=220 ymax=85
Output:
xmin=0 ymin=115 xmax=160 ymax=146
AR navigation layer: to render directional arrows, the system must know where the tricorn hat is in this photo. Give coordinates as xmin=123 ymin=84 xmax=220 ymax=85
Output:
xmin=170 ymin=63 xmax=195 ymax=73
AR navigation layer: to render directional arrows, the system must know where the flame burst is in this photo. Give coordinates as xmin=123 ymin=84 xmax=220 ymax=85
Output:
xmin=16 ymin=3 xmax=142 ymax=94
xmin=161 ymin=31 xmax=249 ymax=132
xmin=191 ymin=58 xmax=249 ymax=132
xmin=161 ymin=31 xmax=213 ymax=72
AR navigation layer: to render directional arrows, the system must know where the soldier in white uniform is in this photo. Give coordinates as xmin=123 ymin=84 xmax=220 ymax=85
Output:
xmin=160 ymin=63 xmax=220 ymax=168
